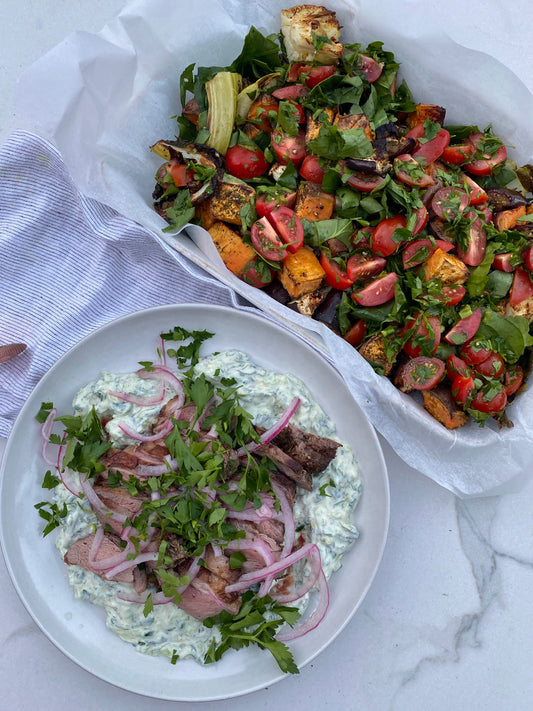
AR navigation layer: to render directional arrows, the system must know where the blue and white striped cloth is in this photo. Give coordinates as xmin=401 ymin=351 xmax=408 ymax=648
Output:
xmin=0 ymin=131 xmax=249 ymax=437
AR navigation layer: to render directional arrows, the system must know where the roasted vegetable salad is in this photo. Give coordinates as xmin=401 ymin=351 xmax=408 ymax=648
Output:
xmin=150 ymin=4 xmax=533 ymax=428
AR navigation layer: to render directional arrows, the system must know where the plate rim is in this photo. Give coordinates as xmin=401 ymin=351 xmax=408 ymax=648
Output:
xmin=0 ymin=302 xmax=390 ymax=701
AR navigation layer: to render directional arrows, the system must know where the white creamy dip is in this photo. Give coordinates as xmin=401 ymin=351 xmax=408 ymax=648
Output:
xmin=54 ymin=349 xmax=362 ymax=664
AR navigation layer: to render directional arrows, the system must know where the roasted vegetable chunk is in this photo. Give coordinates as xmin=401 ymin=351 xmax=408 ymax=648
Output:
xmin=279 ymin=246 xmax=325 ymax=298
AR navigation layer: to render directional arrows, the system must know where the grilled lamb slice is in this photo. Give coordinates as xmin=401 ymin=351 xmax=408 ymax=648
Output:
xmin=178 ymin=569 xmax=241 ymax=620
xmin=103 ymin=448 xmax=139 ymax=471
xmin=64 ymin=533 xmax=136 ymax=583
xmin=273 ymin=422 xmax=341 ymax=474
xmin=202 ymin=545 xmax=240 ymax=584
xmin=257 ymin=440 xmax=313 ymax=491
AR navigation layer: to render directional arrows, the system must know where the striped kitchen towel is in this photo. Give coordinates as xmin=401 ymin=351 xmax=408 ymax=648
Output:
xmin=0 ymin=131 xmax=252 ymax=437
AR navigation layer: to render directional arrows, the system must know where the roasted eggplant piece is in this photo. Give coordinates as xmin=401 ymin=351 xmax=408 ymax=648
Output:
xmin=486 ymin=188 xmax=528 ymax=212
xmin=151 ymin=140 xmax=224 ymax=211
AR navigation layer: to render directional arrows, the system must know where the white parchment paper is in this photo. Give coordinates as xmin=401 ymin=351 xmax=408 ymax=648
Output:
xmin=14 ymin=0 xmax=533 ymax=496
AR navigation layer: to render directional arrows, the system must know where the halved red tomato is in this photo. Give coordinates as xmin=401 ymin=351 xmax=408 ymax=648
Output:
xmin=358 ymin=54 xmax=384 ymax=82
xmin=403 ymin=313 xmax=441 ymax=357
xmin=351 ymin=226 xmax=372 ymax=249
xmin=446 ymin=354 xmax=471 ymax=380
xmin=402 ymin=238 xmax=453 ymax=270
xmin=347 ymin=254 xmax=386 ymax=283
xmin=504 ymin=364 xmax=524 ymax=397
xmin=372 ymin=215 xmax=407 ymax=257
xmin=320 ymin=253 xmax=355 ymax=290
xmin=242 ymin=258 xmax=275 ymax=288
xmin=271 ymin=129 xmax=306 ymax=165
xmin=473 ymin=352 xmax=505 ymax=378
xmin=457 ymin=210 xmax=487 ymax=267
xmin=256 ymin=190 xmax=297 ymax=218
xmin=412 ymin=128 xmax=450 ymax=165
xmin=226 ymin=145 xmax=269 ymax=180
xmin=247 ymin=97 xmax=279 ymax=133
xmin=431 ymin=187 xmax=469 ymax=221
xmin=346 ymin=171 xmax=386 ymax=193
xmin=523 ymin=245 xmax=533 ymax=272
xmin=352 ymin=272 xmax=398 ymax=306
xmin=470 ymin=385 xmax=507 ymax=415
xmin=299 ymin=154 xmax=326 ymax=184
xmin=463 ymin=175 xmax=488 ymax=206
xmin=493 ymin=252 xmax=514 ymax=273
xmin=412 ymin=205 xmax=429 ymax=235
xmin=441 ymin=143 xmax=474 ymax=165
xmin=401 ymin=356 xmax=445 ymax=391
xmin=460 ymin=339 xmax=492 ymax=365
xmin=509 ymin=266 xmax=533 ymax=307
xmin=441 ymin=285 xmax=466 ymax=306
xmin=268 ymin=207 xmax=304 ymax=254
xmin=272 ymin=85 xmax=309 ymax=100
xmin=444 ymin=308 xmax=483 ymax=346
xmin=464 ymin=132 xmax=507 ymax=176
xmin=166 ymin=161 xmax=195 ymax=186
xmin=344 ymin=319 xmax=367 ymax=347
xmin=250 ymin=217 xmax=287 ymax=261
xmin=287 ymin=63 xmax=335 ymax=87
xmin=394 ymin=154 xmax=435 ymax=188
xmin=451 ymin=374 xmax=476 ymax=406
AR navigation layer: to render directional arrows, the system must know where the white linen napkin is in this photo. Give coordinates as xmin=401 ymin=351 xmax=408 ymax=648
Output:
xmin=0 ymin=130 xmax=253 ymax=437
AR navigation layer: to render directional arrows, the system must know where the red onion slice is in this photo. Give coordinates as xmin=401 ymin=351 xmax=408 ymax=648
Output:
xmin=59 ymin=466 xmax=83 ymax=498
xmin=276 ymin=569 xmax=329 ymax=641
xmin=270 ymin=545 xmax=321 ymax=603
xmin=80 ymin=476 xmax=128 ymax=524
xmin=108 ymin=382 xmax=165 ymax=407
xmin=118 ymin=590 xmax=173 ymax=605
xmin=236 ymin=397 xmax=300 ymax=456
xmin=137 ymin=365 xmax=185 ymax=409
xmin=271 ymin=479 xmax=295 ymax=559
xmin=40 ymin=407 xmax=58 ymax=466
xmin=104 ymin=550 xmax=159 ymax=580
xmin=117 ymin=418 xmax=173 ymax=442
xmin=225 ymin=542 xmax=317 ymax=594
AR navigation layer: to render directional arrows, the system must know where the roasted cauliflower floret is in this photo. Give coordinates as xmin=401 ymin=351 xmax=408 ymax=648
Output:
xmin=281 ymin=5 xmax=343 ymax=64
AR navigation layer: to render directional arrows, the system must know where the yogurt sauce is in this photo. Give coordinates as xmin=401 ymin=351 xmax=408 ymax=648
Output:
xmin=55 ymin=349 xmax=362 ymax=664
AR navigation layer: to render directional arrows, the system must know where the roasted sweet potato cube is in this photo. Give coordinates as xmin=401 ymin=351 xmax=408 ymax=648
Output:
xmin=295 ymin=181 xmax=335 ymax=222
xmin=306 ymin=107 xmax=335 ymax=144
xmin=358 ymin=333 xmax=395 ymax=377
xmin=494 ymin=205 xmax=526 ymax=231
xmin=406 ymin=103 xmax=446 ymax=128
xmin=279 ymin=247 xmax=325 ymax=298
xmin=333 ymin=113 xmax=374 ymax=141
xmin=208 ymin=221 xmax=255 ymax=278
xmin=422 ymin=386 xmax=469 ymax=429
xmin=210 ymin=181 xmax=256 ymax=226
xmin=424 ymin=249 xmax=470 ymax=285
xmin=194 ymin=197 xmax=217 ymax=230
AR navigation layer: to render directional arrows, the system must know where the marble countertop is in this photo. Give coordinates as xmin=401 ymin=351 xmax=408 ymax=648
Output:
xmin=1 ymin=2 xmax=533 ymax=710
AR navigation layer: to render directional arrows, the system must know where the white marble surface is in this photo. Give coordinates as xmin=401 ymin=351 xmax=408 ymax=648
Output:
xmin=1 ymin=2 xmax=533 ymax=710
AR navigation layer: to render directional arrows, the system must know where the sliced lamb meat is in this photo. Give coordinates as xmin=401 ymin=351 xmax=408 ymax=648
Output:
xmin=162 ymin=532 xmax=190 ymax=567
xmin=230 ymin=520 xmax=282 ymax=554
xmin=202 ymin=545 xmax=240 ymax=584
xmin=93 ymin=482 xmax=147 ymax=516
xmin=133 ymin=566 xmax=148 ymax=595
xmin=126 ymin=441 xmax=169 ymax=464
xmin=273 ymin=422 xmax=341 ymax=474
xmin=271 ymin=470 xmax=297 ymax=507
xmin=178 ymin=568 xmax=241 ymax=620
xmin=257 ymin=440 xmax=313 ymax=491
xmin=64 ymin=533 xmax=136 ymax=583
xmin=103 ymin=448 xmax=139 ymax=470
xmin=257 ymin=518 xmax=285 ymax=545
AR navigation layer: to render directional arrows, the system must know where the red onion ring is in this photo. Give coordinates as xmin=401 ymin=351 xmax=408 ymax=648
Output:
xmin=271 ymin=479 xmax=295 ymax=559
xmin=40 ymin=407 xmax=58 ymax=466
xmin=117 ymin=418 xmax=173 ymax=442
xmin=59 ymin=466 xmax=83 ymax=498
xmin=276 ymin=568 xmax=329 ymax=641
xmin=118 ymin=590 xmax=173 ymax=605
xmin=224 ymin=542 xmax=317 ymax=594
xmin=236 ymin=397 xmax=300 ymax=456
xmin=137 ymin=365 xmax=185 ymax=409
xmin=104 ymin=550 xmax=159 ymax=580
xmin=270 ymin=545 xmax=321 ymax=603
xmin=108 ymin=382 xmax=165 ymax=407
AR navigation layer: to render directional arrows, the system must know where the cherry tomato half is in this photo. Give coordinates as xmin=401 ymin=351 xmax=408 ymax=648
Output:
xmin=347 ymin=254 xmax=386 ymax=283
xmin=226 ymin=145 xmax=269 ymax=180
xmin=441 ymin=143 xmax=474 ymax=165
xmin=352 ymin=272 xmax=398 ymax=306
xmin=299 ymin=154 xmax=326 ymax=184
xmin=441 ymin=285 xmax=466 ymax=306
xmin=344 ymin=319 xmax=367 ymax=347
xmin=242 ymin=258 xmax=275 ymax=288
xmin=347 ymin=171 xmax=386 ymax=193
xmin=473 ymin=352 xmax=505 ymax=379
xmin=394 ymin=154 xmax=435 ymax=188
xmin=403 ymin=313 xmax=441 ymax=358
xmin=164 ymin=161 xmax=195 ymax=187
xmin=457 ymin=210 xmax=487 ymax=267
xmin=271 ymin=129 xmax=306 ymax=165
xmin=372 ymin=215 xmax=407 ymax=257
xmin=250 ymin=217 xmax=287 ymax=261
xmin=272 ymin=85 xmax=309 ymax=100
xmin=401 ymin=356 xmax=445 ymax=391
xmin=493 ymin=252 xmax=514 ymax=273
xmin=523 ymin=245 xmax=533 ymax=273
xmin=431 ymin=187 xmax=469 ymax=221
xmin=358 ymin=54 xmax=384 ymax=82
xmin=255 ymin=190 xmax=297 ymax=218
xmin=470 ymin=386 xmax=507 ymax=415
xmin=464 ymin=132 xmax=507 ymax=176
xmin=504 ymin=364 xmax=524 ymax=397
xmin=463 ymin=175 xmax=488 ymax=206
xmin=412 ymin=128 xmax=451 ymax=165
xmin=460 ymin=338 xmax=492 ymax=365
xmin=287 ymin=63 xmax=335 ymax=87
xmin=268 ymin=207 xmax=304 ymax=254
xmin=509 ymin=267 xmax=533 ymax=307
xmin=451 ymin=375 xmax=476 ymax=407
xmin=402 ymin=238 xmax=453 ymax=270
xmin=320 ymin=253 xmax=355 ymax=290
xmin=412 ymin=205 xmax=429 ymax=235
xmin=444 ymin=308 xmax=483 ymax=346
xmin=446 ymin=354 xmax=471 ymax=380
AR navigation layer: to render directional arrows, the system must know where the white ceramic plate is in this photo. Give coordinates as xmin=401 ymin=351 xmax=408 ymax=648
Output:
xmin=0 ymin=304 xmax=389 ymax=701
